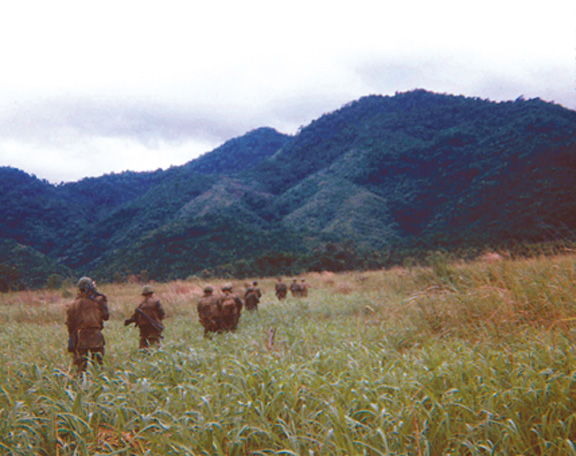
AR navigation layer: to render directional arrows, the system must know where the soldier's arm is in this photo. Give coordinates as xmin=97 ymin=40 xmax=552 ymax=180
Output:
xmin=65 ymin=306 xmax=77 ymax=335
xmin=125 ymin=308 xmax=138 ymax=326
xmin=99 ymin=297 xmax=110 ymax=321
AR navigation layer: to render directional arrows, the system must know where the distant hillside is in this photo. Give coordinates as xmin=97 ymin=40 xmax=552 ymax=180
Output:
xmin=186 ymin=127 xmax=291 ymax=175
xmin=0 ymin=239 xmax=70 ymax=291
xmin=251 ymin=91 xmax=576 ymax=242
xmin=1 ymin=90 xmax=575 ymax=288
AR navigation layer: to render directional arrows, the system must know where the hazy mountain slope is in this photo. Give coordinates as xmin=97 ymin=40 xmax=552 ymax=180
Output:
xmin=256 ymin=91 xmax=576 ymax=243
xmin=92 ymin=213 xmax=313 ymax=281
xmin=0 ymin=167 xmax=84 ymax=254
xmin=425 ymin=137 xmax=576 ymax=244
xmin=0 ymin=239 xmax=70 ymax=291
xmin=254 ymin=91 xmax=575 ymax=197
xmin=25 ymin=127 xmax=285 ymax=271
xmin=1 ymin=90 xmax=575 ymax=286
xmin=186 ymin=127 xmax=291 ymax=175
xmin=60 ymin=170 xmax=164 ymax=211
xmin=269 ymin=170 xmax=399 ymax=247
xmin=177 ymin=177 xmax=275 ymax=227
xmin=58 ymin=167 xmax=217 ymax=270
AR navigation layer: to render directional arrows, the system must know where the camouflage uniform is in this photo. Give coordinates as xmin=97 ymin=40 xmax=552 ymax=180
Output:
xmin=244 ymin=281 xmax=262 ymax=311
xmin=220 ymin=283 xmax=243 ymax=331
xmin=65 ymin=277 xmax=109 ymax=373
xmin=125 ymin=286 xmax=165 ymax=349
xmin=290 ymin=279 xmax=302 ymax=297
xmin=197 ymin=286 xmax=222 ymax=336
xmin=275 ymin=278 xmax=287 ymax=301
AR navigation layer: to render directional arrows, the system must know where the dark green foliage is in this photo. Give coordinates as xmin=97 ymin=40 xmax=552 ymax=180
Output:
xmin=60 ymin=169 xmax=164 ymax=209
xmin=0 ymin=240 xmax=71 ymax=291
xmin=92 ymin=215 xmax=311 ymax=281
xmin=0 ymin=91 xmax=575 ymax=288
xmin=186 ymin=127 xmax=291 ymax=175
xmin=0 ymin=167 xmax=81 ymax=254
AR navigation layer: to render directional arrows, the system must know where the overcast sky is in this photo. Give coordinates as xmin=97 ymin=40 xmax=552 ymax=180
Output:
xmin=0 ymin=0 xmax=574 ymax=183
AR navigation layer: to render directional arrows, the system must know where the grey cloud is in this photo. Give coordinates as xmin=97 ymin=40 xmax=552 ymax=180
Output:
xmin=355 ymin=58 xmax=576 ymax=110
xmin=257 ymin=94 xmax=358 ymax=133
xmin=0 ymin=93 xmax=355 ymax=183
xmin=494 ymin=67 xmax=575 ymax=110
xmin=0 ymin=98 xmax=259 ymax=147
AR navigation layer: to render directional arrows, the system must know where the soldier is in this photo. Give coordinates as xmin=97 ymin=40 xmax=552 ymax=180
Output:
xmin=275 ymin=277 xmax=287 ymax=300
xmin=125 ymin=285 xmax=165 ymax=349
xmin=300 ymin=279 xmax=309 ymax=297
xmin=197 ymin=286 xmax=222 ymax=337
xmin=244 ymin=280 xmax=262 ymax=311
xmin=220 ymin=283 xmax=243 ymax=331
xmin=290 ymin=279 xmax=302 ymax=297
xmin=65 ymin=277 xmax=109 ymax=373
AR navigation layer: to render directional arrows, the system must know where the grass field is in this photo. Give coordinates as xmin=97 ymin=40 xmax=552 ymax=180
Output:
xmin=1 ymin=253 xmax=576 ymax=455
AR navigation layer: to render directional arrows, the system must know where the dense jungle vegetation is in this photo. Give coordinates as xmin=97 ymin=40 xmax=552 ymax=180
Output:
xmin=1 ymin=90 xmax=575 ymax=289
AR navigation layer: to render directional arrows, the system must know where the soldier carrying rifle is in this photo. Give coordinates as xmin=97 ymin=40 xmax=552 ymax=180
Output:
xmin=125 ymin=285 xmax=166 ymax=349
xmin=66 ymin=277 xmax=109 ymax=373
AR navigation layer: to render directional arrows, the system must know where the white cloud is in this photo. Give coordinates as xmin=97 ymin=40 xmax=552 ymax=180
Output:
xmin=0 ymin=136 xmax=217 ymax=183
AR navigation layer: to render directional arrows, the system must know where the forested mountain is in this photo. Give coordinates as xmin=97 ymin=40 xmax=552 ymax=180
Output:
xmin=1 ymin=90 xmax=575 ymax=288
xmin=185 ymin=127 xmax=291 ymax=175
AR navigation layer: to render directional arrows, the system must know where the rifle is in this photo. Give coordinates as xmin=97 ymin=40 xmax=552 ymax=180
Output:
xmin=89 ymin=290 xmax=107 ymax=302
xmin=134 ymin=307 xmax=164 ymax=332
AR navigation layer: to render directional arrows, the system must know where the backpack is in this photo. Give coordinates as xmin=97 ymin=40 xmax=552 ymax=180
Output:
xmin=221 ymin=295 xmax=238 ymax=317
xmin=198 ymin=300 xmax=219 ymax=320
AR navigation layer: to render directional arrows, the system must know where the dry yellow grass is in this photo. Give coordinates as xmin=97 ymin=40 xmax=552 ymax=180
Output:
xmin=1 ymin=252 xmax=575 ymax=342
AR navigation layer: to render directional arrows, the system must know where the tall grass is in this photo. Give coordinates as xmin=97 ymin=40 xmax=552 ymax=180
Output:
xmin=0 ymin=254 xmax=575 ymax=454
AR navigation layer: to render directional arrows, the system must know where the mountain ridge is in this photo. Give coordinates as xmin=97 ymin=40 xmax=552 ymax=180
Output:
xmin=1 ymin=90 xmax=575 ymax=288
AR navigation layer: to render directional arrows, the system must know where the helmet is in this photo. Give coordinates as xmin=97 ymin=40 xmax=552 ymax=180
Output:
xmin=77 ymin=277 xmax=96 ymax=293
xmin=204 ymin=285 xmax=214 ymax=293
xmin=142 ymin=285 xmax=154 ymax=295
xmin=252 ymin=281 xmax=258 ymax=285
xmin=222 ymin=282 xmax=233 ymax=291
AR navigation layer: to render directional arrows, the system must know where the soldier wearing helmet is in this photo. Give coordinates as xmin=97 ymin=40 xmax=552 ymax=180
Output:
xmin=275 ymin=277 xmax=287 ymax=300
xmin=244 ymin=280 xmax=262 ymax=311
xmin=197 ymin=285 xmax=222 ymax=337
xmin=125 ymin=285 xmax=166 ymax=349
xmin=290 ymin=279 xmax=302 ymax=297
xmin=220 ymin=283 xmax=243 ymax=331
xmin=65 ymin=277 xmax=109 ymax=373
